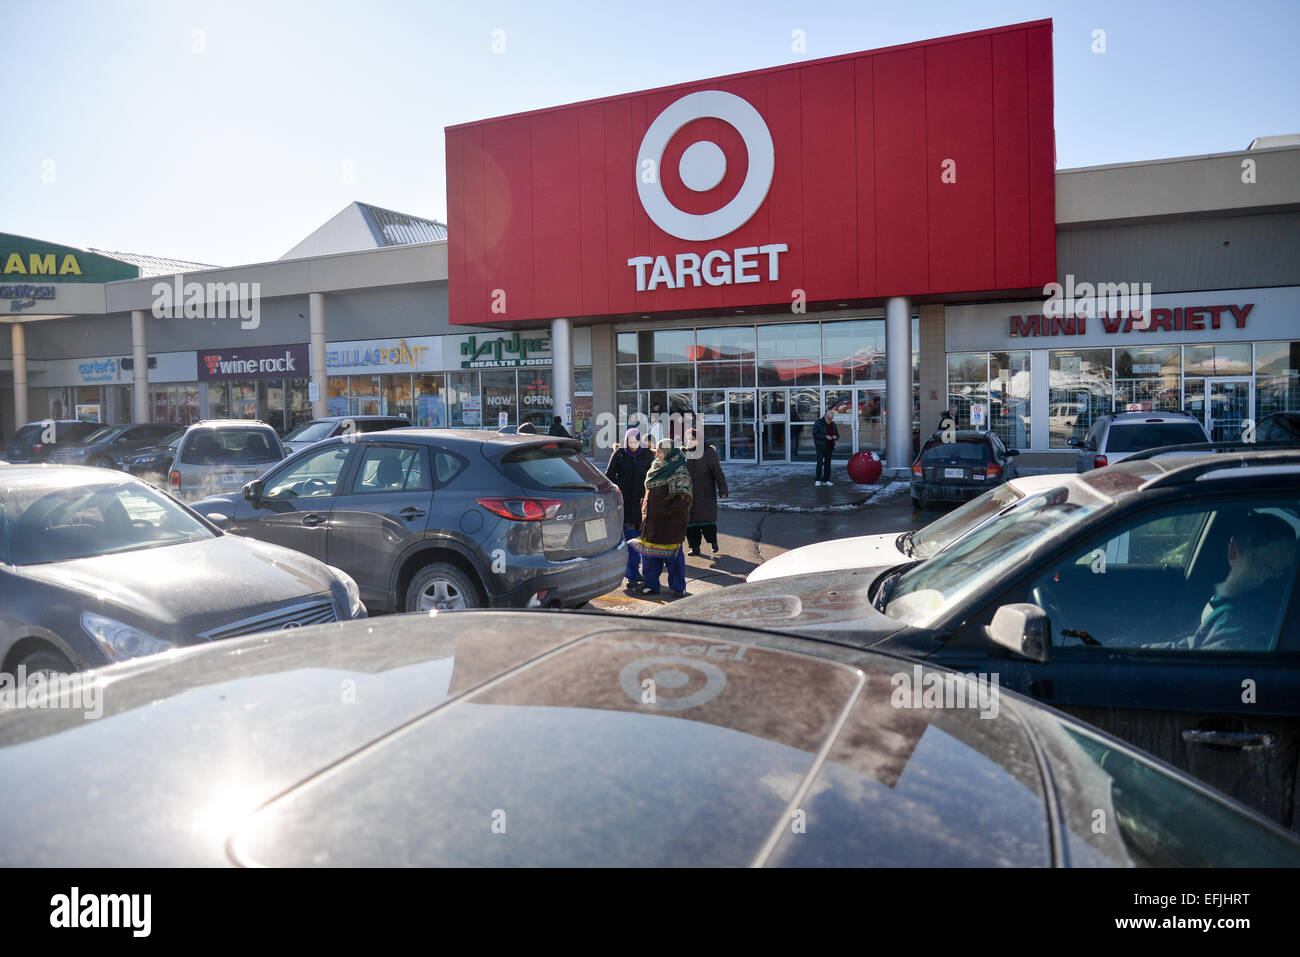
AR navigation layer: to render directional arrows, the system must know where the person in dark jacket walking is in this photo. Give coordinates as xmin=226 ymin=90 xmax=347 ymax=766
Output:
xmin=630 ymin=438 xmax=692 ymax=597
xmin=684 ymin=430 xmax=728 ymax=556
xmin=605 ymin=427 xmax=654 ymax=588
xmin=812 ymin=410 xmax=839 ymax=486
xmin=549 ymin=416 xmax=571 ymax=437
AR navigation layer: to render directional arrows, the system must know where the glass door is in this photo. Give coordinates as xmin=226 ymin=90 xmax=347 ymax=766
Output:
xmin=726 ymin=390 xmax=756 ymax=462
xmin=1207 ymin=378 xmax=1253 ymax=442
xmin=854 ymin=383 xmax=886 ymax=453
xmin=760 ymin=389 xmax=788 ymax=461
xmin=789 ymin=389 xmax=820 ymax=462
xmin=822 ymin=388 xmax=855 ymax=460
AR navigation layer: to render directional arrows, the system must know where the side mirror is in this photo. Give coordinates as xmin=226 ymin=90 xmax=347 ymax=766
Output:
xmin=1066 ymin=437 xmax=1080 ymax=448
xmin=242 ymin=479 xmax=264 ymax=507
xmin=986 ymin=603 xmax=1051 ymax=663
xmin=1006 ymin=448 xmax=1020 ymax=456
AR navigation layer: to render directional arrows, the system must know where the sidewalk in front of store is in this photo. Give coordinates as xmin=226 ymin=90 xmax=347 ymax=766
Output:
xmin=715 ymin=463 xmax=906 ymax=513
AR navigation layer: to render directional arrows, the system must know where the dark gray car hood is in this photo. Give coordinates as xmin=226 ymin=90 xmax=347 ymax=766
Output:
xmin=14 ymin=535 xmax=339 ymax=642
xmin=0 ymin=611 xmax=1069 ymax=867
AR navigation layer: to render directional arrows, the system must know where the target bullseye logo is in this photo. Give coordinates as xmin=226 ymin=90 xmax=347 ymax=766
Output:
xmin=619 ymin=655 xmax=728 ymax=711
xmin=636 ymin=90 xmax=775 ymax=242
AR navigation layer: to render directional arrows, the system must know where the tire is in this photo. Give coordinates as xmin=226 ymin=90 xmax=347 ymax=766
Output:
xmin=91 ymin=457 xmax=116 ymax=470
xmin=405 ymin=562 xmax=482 ymax=613
xmin=14 ymin=648 xmax=75 ymax=682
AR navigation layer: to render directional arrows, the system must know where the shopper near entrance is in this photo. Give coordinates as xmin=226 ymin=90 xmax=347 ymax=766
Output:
xmin=631 ymin=437 xmax=693 ymax=598
xmin=549 ymin=415 xmax=572 ymax=438
xmin=812 ymin=410 xmax=840 ymax=486
xmin=605 ymin=427 xmax=654 ymax=588
xmin=684 ymin=430 xmax=728 ymax=557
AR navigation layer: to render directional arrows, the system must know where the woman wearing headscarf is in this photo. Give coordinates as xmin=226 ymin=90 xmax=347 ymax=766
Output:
xmin=631 ymin=437 xmax=693 ymax=598
xmin=605 ymin=427 xmax=654 ymax=588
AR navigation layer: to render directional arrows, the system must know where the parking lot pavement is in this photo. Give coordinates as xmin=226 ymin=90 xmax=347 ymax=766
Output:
xmin=589 ymin=485 xmax=931 ymax=616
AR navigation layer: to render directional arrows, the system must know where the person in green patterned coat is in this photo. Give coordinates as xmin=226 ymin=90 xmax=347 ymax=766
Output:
xmin=630 ymin=438 xmax=693 ymax=597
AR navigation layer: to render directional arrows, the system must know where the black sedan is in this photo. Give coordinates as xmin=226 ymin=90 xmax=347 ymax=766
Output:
xmin=47 ymin=422 xmax=181 ymax=469
xmin=190 ymin=430 xmax=627 ymax=613
xmin=911 ymin=429 xmax=1019 ymax=510
xmin=661 ymin=449 xmax=1300 ymax=831
xmin=0 ymin=611 xmax=1296 ymax=866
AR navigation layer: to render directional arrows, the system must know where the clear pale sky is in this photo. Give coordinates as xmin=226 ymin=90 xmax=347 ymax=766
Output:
xmin=6 ymin=0 xmax=1297 ymax=267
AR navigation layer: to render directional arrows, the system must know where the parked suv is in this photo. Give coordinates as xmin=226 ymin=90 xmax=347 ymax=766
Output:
xmin=661 ymin=449 xmax=1300 ymax=830
xmin=910 ymin=430 xmax=1019 ymax=510
xmin=170 ymin=420 xmax=286 ymax=502
xmin=189 ymin=430 xmax=627 ymax=612
xmin=1069 ymin=409 xmax=1208 ymax=471
xmin=4 ymin=420 xmax=101 ymax=463
xmin=282 ymin=415 xmax=412 ymax=454
xmin=47 ymin=423 xmax=181 ymax=469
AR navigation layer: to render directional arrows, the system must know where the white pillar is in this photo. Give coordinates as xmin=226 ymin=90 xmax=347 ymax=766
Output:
xmin=309 ymin=293 xmax=327 ymax=419
xmin=131 ymin=310 xmax=149 ymax=421
xmin=11 ymin=323 xmax=27 ymax=429
xmin=885 ymin=296 xmax=913 ymax=470
xmin=551 ymin=317 xmax=573 ymax=432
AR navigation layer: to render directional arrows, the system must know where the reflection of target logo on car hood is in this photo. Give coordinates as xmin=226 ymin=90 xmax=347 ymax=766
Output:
xmin=636 ymin=90 xmax=775 ymax=242
xmin=620 ymin=655 xmax=729 ymax=712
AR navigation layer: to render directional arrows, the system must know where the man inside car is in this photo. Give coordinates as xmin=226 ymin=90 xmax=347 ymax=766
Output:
xmin=1189 ymin=512 xmax=1298 ymax=651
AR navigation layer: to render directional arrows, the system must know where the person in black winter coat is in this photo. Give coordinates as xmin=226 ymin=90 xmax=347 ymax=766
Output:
xmin=549 ymin=416 xmax=572 ymax=437
xmin=812 ymin=410 xmax=839 ymax=486
xmin=605 ymin=427 xmax=654 ymax=587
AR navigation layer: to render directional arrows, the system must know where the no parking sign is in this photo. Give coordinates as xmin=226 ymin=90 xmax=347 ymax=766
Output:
xmin=970 ymin=404 xmax=985 ymax=427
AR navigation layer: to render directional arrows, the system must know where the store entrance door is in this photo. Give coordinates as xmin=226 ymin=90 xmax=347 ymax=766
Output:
xmin=1207 ymin=378 xmax=1254 ymax=442
xmin=759 ymin=389 xmax=787 ymax=462
xmin=726 ymin=390 xmax=756 ymax=462
xmin=854 ymin=382 xmax=886 ymax=453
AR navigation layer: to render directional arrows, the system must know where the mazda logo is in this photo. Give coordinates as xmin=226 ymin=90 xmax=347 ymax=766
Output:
xmin=594 ymin=498 xmax=605 ymax=514
xmin=281 ymin=621 xmax=302 ymax=630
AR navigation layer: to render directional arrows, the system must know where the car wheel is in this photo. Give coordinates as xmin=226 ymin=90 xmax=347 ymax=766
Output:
xmin=14 ymin=648 xmax=75 ymax=681
xmin=91 ymin=456 xmax=116 ymax=470
xmin=406 ymin=563 xmax=482 ymax=613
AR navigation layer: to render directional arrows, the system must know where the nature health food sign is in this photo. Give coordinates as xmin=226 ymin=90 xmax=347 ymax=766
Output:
xmin=447 ymin=20 xmax=1056 ymax=325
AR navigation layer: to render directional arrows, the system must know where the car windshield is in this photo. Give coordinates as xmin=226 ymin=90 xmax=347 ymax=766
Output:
xmin=1106 ymin=422 xmax=1206 ymax=452
xmin=921 ymin=440 xmax=989 ymax=464
xmin=180 ymin=428 xmax=282 ymax=465
xmin=885 ymin=480 xmax=1106 ymax=627
xmin=910 ymin=483 xmax=1025 ymax=559
xmin=1 ymin=477 xmax=215 ymax=565
xmin=83 ymin=426 xmax=126 ymax=444
xmin=284 ymin=421 xmax=336 ymax=443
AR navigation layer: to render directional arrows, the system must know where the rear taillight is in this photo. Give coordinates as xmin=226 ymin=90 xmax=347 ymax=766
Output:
xmin=911 ymin=463 xmax=923 ymax=476
xmin=1093 ymin=454 xmax=1108 ymax=469
xmin=986 ymin=462 xmax=1001 ymax=478
xmin=476 ymin=497 xmax=563 ymax=522
xmin=31 ymin=444 xmax=45 ymax=457
xmin=170 ymin=469 xmax=181 ymax=490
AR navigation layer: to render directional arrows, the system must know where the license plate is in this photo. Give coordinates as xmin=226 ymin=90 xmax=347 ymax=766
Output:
xmin=943 ymin=468 xmax=965 ymax=479
xmin=221 ymin=473 xmax=243 ymax=486
xmin=585 ymin=518 xmax=606 ymax=542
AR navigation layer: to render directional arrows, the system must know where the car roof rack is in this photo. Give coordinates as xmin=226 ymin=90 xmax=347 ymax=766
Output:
xmin=1125 ymin=439 xmax=1296 ymax=462
xmin=1138 ymin=448 xmax=1300 ymax=490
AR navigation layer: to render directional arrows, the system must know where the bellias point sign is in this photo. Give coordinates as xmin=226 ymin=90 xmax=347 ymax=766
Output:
xmin=446 ymin=20 xmax=1056 ymax=326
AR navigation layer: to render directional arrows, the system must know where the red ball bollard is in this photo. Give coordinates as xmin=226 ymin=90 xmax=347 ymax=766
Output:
xmin=847 ymin=450 xmax=883 ymax=485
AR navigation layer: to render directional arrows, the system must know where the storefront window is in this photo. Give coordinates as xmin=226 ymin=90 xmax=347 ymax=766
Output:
xmin=350 ymin=375 xmax=381 ymax=416
xmin=384 ymin=373 xmax=413 ymax=420
xmin=574 ymin=366 xmax=594 ymax=394
xmin=644 ymin=363 xmax=694 ymax=389
xmin=639 ymin=329 xmax=694 ymax=362
xmin=946 ymin=353 xmax=987 ymax=430
xmin=697 ymin=362 xmax=750 ymax=389
xmin=413 ymin=373 xmax=447 ymax=428
xmin=616 ymin=333 xmax=638 ymax=365
xmin=230 ymin=381 xmax=258 ymax=420
xmin=1255 ymin=341 xmax=1300 ymax=420
xmin=520 ymin=370 xmax=552 ymax=429
xmin=287 ymin=378 xmax=311 ymax=431
xmin=616 ymin=366 xmax=638 ymax=390
xmin=757 ymin=323 xmax=820 ymax=360
xmin=482 ymin=370 xmax=517 ymax=428
xmin=327 ymin=376 xmax=350 ymax=417
xmin=262 ymin=380 xmax=284 ymax=431
xmin=1048 ymin=349 xmax=1114 ymax=448
xmin=1115 ymin=346 xmax=1180 ymax=411
xmin=694 ymin=326 xmax=754 ymax=361
xmin=447 ymin=371 xmax=480 ymax=427
xmin=206 ymin=383 xmax=229 ymax=420
xmin=989 ymin=352 xmax=1031 ymax=448
xmin=1185 ymin=343 xmax=1252 ymax=377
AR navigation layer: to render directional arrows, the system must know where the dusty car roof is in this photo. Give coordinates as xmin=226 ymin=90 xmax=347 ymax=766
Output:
xmin=0 ymin=611 xmax=1062 ymax=867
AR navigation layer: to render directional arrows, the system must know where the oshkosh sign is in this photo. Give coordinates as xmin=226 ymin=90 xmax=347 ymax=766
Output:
xmin=446 ymin=20 xmax=1056 ymax=325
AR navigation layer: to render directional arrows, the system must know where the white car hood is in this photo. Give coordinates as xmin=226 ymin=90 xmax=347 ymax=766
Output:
xmin=748 ymin=531 xmax=913 ymax=583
